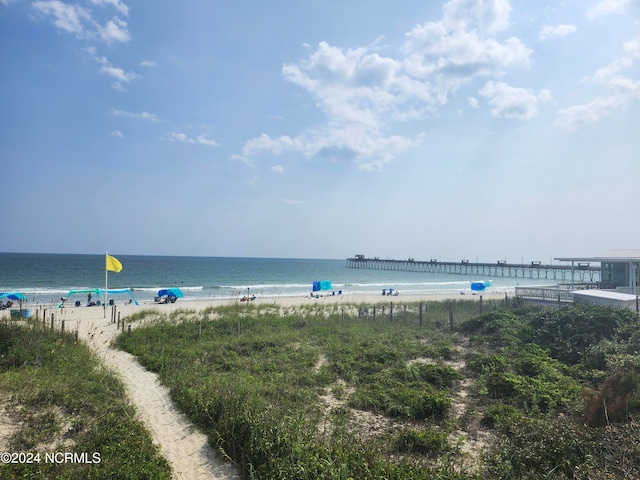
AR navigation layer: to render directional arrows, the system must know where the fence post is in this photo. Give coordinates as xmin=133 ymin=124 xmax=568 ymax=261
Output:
xmin=127 ymin=324 xmax=131 ymax=335
xmin=390 ymin=302 xmax=393 ymax=322
xmin=342 ymin=309 xmax=344 ymax=322
xmin=373 ymin=305 xmax=376 ymax=321
xmin=50 ymin=313 xmax=54 ymax=330
xmin=419 ymin=302 xmax=423 ymax=326
xmin=448 ymin=303 xmax=454 ymax=331
xmin=61 ymin=320 xmax=65 ymax=333
xmin=197 ymin=320 xmax=202 ymax=340
xmin=480 ymin=295 xmax=483 ymax=315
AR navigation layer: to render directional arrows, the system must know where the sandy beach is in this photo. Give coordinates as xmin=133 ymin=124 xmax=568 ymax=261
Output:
xmin=2 ymin=290 xmax=507 ymax=479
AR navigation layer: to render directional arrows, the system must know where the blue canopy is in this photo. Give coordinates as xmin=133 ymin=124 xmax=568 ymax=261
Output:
xmin=312 ymin=280 xmax=333 ymax=292
xmin=471 ymin=281 xmax=493 ymax=292
xmin=157 ymin=288 xmax=183 ymax=298
xmin=57 ymin=289 xmax=139 ymax=307
xmin=0 ymin=292 xmax=26 ymax=301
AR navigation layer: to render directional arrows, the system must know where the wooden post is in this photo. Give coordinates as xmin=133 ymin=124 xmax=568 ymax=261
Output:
xmin=448 ymin=302 xmax=454 ymax=331
xmin=61 ymin=320 xmax=65 ymax=333
xmin=197 ymin=320 xmax=202 ymax=340
xmin=390 ymin=302 xmax=393 ymax=322
xmin=75 ymin=330 xmax=78 ymax=343
xmin=117 ymin=312 xmax=121 ymax=326
xmin=419 ymin=302 xmax=423 ymax=326
xmin=127 ymin=324 xmax=131 ymax=335
xmin=50 ymin=313 xmax=54 ymax=330
xmin=341 ymin=309 xmax=344 ymax=322
xmin=480 ymin=295 xmax=483 ymax=315
xmin=373 ymin=305 xmax=376 ymax=321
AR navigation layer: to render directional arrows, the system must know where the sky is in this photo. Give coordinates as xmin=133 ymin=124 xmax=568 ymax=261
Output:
xmin=1 ymin=0 xmax=639 ymax=262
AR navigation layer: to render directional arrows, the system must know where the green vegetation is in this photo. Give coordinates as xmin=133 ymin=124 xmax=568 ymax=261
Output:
xmin=113 ymin=300 xmax=640 ymax=479
xmin=4 ymin=298 xmax=640 ymax=479
xmin=0 ymin=321 xmax=171 ymax=480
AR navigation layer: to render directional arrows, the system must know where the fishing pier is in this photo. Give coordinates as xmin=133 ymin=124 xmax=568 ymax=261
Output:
xmin=346 ymin=255 xmax=602 ymax=284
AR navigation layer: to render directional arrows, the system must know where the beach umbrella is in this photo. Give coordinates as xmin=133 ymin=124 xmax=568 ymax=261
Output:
xmin=0 ymin=292 xmax=26 ymax=301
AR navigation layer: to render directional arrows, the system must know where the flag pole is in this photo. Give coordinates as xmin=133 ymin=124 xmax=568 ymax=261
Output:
xmin=105 ymin=251 xmax=108 ymax=318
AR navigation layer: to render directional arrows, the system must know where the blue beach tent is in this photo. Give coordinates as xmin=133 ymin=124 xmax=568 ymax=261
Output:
xmin=312 ymin=280 xmax=333 ymax=292
xmin=157 ymin=288 xmax=183 ymax=299
xmin=470 ymin=281 xmax=493 ymax=292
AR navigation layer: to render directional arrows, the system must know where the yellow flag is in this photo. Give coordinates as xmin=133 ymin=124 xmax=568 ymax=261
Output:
xmin=106 ymin=254 xmax=123 ymax=273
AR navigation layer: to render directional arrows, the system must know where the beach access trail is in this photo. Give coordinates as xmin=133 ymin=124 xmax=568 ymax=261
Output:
xmin=60 ymin=304 xmax=241 ymax=480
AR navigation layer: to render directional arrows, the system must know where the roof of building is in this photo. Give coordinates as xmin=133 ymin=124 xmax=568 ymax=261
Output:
xmin=572 ymin=290 xmax=637 ymax=301
xmin=555 ymin=249 xmax=640 ymax=263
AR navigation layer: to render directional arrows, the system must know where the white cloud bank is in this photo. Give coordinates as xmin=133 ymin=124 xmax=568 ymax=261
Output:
xmin=234 ymin=0 xmax=532 ymax=170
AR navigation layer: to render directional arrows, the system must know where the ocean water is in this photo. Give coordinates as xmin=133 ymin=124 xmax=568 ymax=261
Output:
xmin=0 ymin=253 xmax=556 ymax=306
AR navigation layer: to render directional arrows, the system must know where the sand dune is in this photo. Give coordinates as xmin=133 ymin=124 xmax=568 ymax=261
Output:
xmin=19 ymin=291 xmax=501 ymax=478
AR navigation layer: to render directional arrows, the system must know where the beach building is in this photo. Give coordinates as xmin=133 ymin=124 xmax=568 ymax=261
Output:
xmin=515 ymin=249 xmax=640 ymax=311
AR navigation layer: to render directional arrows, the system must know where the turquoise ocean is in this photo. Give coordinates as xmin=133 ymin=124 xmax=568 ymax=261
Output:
xmin=0 ymin=253 xmax=556 ymax=306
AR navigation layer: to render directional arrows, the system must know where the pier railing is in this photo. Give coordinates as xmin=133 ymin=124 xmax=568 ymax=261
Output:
xmin=347 ymin=257 xmax=601 ymax=283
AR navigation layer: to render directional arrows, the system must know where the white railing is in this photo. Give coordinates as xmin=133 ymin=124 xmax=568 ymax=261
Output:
xmin=515 ymin=287 xmax=574 ymax=304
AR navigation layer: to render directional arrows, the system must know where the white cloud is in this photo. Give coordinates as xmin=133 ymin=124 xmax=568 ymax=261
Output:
xmin=96 ymin=56 xmax=138 ymax=90
xmin=271 ymin=165 xmax=284 ymax=174
xmin=231 ymin=134 xmax=301 ymax=165
xmin=624 ymin=35 xmax=640 ymax=58
xmin=588 ymin=57 xmax=634 ymax=84
xmin=112 ymin=109 xmax=159 ymax=121
xmin=97 ymin=16 xmax=130 ymax=43
xmin=140 ymin=60 xmax=157 ymax=67
xmin=165 ymin=131 xmax=219 ymax=147
xmin=442 ymin=0 xmax=512 ymax=34
xmin=479 ymin=81 xmax=551 ymax=119
xmin=538 ymin=24 xmax=577 ymax=41
xmin=237 ymin=0 xmax=532 ymax=168
xmin=587 ymin=0 xmax=631 ymax=19
xmin=97 ymin=56 xmax=138 ymax=82
xmin=32 ymin=0 xmax=90 ymax=36
xmin=90 ymin=0 xmax=129 ymax=17
xmin=557 ymin=95 xmax=626 ymax=130
xmin=32 ymin=0 xmax=130 ymax=44
xmin=110 ymin=130 xmax=123 ymax=137
xmin=467 ymin=96 xmax=480 ymax=108
xmin=560 ymin=50 xmax=640 ymax=129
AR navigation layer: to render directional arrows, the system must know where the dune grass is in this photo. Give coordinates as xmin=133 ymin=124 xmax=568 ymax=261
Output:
xmin=113 ymin=300 xmax=640 ymax=479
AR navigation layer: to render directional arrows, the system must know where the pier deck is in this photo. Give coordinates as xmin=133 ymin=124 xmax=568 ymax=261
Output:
xmin=346 ymin=256 xmax=601 ymax=283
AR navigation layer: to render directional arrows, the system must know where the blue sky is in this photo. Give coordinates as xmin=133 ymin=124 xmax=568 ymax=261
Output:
xmin=1 ymin=0 xmax=639 ymax=261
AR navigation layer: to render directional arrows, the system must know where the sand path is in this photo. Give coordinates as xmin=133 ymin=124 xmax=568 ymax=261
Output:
xmin=63 ymin=310 xmax=240 ymax=480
